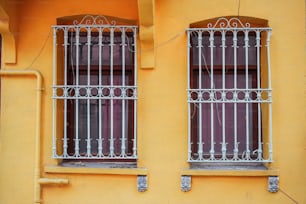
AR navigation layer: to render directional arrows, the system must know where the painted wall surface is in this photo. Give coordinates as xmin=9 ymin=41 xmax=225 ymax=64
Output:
xmin=0 ymin=0 xmax=305 ymax=204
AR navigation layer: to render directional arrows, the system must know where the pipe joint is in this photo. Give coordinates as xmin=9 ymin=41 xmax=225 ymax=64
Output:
xmin=39 ymin=178 xmax=69 ymax=185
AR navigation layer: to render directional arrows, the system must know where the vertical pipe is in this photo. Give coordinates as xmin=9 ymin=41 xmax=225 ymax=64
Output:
xmin=121 ymin=28 xmax=126 ymax=156
xmin=0 ymin=70 xmax=69 ymax=204
xmin=33 ymin=72 xmax=42 ymax=204
xmin=0 ymin=70 xmax=42 ymax=203
xmin=244 ymin=30 xmax=250 ymax=159
xmin=110 ymin=27 xmax=115 ymax=156
xmin=98 ymin=27 xmax=103 ymax=157
xmin=52 ymin=27 xmax=58 ymax=158
xmin=221 ymin=30 xmax=226 ymax=159
xmin=197 ymin=31 xmax=203 ymax=160
xmin=187 ymin=30 xmax=191 ymax=161
xmin=233 ymin=30 xmax=238 ymax=159
xmin=209 ymin=30 xmax=215 ymax=160
xmin=86 ymin=27 xmax=91 ymax=156
xmin=256 ymin=30 xmax=262 ymax=160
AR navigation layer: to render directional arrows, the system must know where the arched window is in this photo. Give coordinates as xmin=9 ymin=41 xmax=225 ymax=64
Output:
xmin=187 ymin=16 xmax=272 ymax=163
xmin=52 ymin=15 xmax=138 ymax=162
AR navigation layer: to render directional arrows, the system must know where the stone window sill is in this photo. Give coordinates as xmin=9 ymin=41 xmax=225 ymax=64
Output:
xmin=44 ymin=164 xmax=148 ymax=175
xmin=181 ymin=168 xmax=279 ymax=177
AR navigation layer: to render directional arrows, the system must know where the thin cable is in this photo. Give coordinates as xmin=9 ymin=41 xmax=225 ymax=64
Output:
xmin=26 ymin=28 xmax=52 ymax=69
xmin=279 ymin=188 xmax=299 ymax=204
xmin=139 ymin=30 xmax=185 ymax=53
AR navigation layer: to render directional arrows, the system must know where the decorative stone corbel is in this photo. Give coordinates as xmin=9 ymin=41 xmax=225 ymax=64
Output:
xmin=268 ymin=176 xmax=279 ymax=193
xmin=181 ymin=175 xmax=191 ymax=192
xmin=137 ymin=175 xmax=147 ymax=192
xmin=137 ymin=0 xmax=155 ymax=69
xmin=0 ymin=5 xmax=17 ymax=64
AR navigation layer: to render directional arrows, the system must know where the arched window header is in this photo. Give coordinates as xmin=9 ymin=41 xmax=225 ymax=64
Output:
xmin=57 ymin=14 xmax=137 ymax=26
xmin=190 ymin=16 xmax=268 ymax=28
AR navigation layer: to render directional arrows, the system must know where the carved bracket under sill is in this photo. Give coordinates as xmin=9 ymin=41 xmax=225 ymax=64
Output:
xmin=137 ymin=175 xmax=148 ymax=192
xmin=268 ymin=176 xmax=279 ymax=193
xmin=181 ymin=175 xmax=191 ymax=192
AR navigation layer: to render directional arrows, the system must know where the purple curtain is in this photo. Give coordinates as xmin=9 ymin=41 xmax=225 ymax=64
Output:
xmin=190 ymin=32 xmax=259 ymax=156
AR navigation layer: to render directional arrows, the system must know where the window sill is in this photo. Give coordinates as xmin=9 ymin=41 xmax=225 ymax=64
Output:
xmin=181 ymin=168 xmax=279 ymax=177
xmin=44 ymin=165 xmax=148 ymax=175
xmin=183 ymin=162 xmax=279 ymax=177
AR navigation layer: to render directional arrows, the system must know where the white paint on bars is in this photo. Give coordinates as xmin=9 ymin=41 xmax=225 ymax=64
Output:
xmin=52 ymin=15 xmax=137 ymax=159
xmin=187 ymin=17 xmax=272 ymax=163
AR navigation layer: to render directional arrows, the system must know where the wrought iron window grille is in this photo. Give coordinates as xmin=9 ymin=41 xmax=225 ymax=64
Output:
xmin=52 ymin=15 xmax=138 ymax=160
xmin=187 ymin=17 xmax=272 ymax=163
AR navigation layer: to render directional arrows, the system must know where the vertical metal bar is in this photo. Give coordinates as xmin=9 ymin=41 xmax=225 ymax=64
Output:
xmin=209 ymin=30 xmax=215 ymax=160
xmin=221 ymin=30 xmax=226 ymax=159
xmin=187 ymin=30 xmax=191 ymax=161
xmin=110 ymin=27 xmax=115 ymax=156
xmin=256 ymin=30 xmax=262 ymax=160
xmin=75 ymin=27 xmax=80 ymax=157
xmin=86 ymin=27 xmax=91 ymax=156
xmin=244 ymin=30 xmax=250 ymax=159
xmin=63 ymin=28 xmax=68 ymax=157
xmin=98 ymin=27 xmax=103 ymax=157
xmin=233 ymin=30 xmax=238 ymax=159
xmin=197 ymin=31 xmax=203 ymax=160
xmin=121 ymin=28 xmax=126 ymax=157
xmin=52 ymin=27 xmax=58 ymax=158
xmin=133 ymin=27 xmax=137 ymax=157
xmin=266 ymin=30 xmax=273 ymax=161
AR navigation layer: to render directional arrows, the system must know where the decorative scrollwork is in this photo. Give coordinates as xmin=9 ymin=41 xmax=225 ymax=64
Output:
xmin=181 ymin=176 xmax=191 ymax=192
xmin=207 ymin=17 xmax=251 ymax=29
xmin=53 ymin=86 xmax=137 ymax=99
xmin=73 ymin=15 xmax=116 ymax=26
xmin=187 ymin=89 xmax=271 ymax=103
xmin=268 ymin=176 xmax=279 ymax=193
xmin=137 ymin=175 xmax=148 ymax=192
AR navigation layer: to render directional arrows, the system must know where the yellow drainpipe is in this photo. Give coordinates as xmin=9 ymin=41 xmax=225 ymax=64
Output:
xmin=0 ymin=69 xmax=68 ymax=204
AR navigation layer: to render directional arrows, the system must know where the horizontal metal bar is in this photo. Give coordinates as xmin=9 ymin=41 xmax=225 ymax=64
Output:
xmin=187 ymin=89 xmax=272 ymax=102
xmin=188 ymin=159 xmax=273 ymax=163
xmin=188 ymin=100 xmax=271 ymax=103
xmin=187 ymin=28 xmax=271 ymax=31
xmin=53 ymin=85 xmax=137 ymax=88
xmin=187 ymin=88 xmax=272 ymax=91
xmin=53 ymin=86 xmax=137 ymax=99
xmin=53 ymin=25 xmax=137 ymax=29
xmin=53 ymin=155 xmax=137 ymax=159
xmin=53 ymin=96 xmax=137 ymax=100
xmin=188 ymin=159 xmax=272 ymax=163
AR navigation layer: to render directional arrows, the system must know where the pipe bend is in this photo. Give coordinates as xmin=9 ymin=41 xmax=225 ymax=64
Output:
xmin=0 ymin=69 xmax=42 ymax=88
xmin=0 ymin=69 xmax=44 ymax=204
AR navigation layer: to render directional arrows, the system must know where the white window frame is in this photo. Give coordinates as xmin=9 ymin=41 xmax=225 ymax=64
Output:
xmin=187 ymin=17 xmax=272 ymax=163
xmin=52 ymin=15 xmax=138 ymax=160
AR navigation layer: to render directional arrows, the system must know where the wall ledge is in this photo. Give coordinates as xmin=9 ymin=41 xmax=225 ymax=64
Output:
xmin=181 ymin=168 xmax=279 ymax=177
xmin=44 ymin=165 xmax=148 ymax=175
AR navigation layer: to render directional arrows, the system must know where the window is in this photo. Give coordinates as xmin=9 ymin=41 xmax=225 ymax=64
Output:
xmin=52 ymin=15 xmax=137 ymax=161
xmin=187 ymin=17 xmax=272 ymax=163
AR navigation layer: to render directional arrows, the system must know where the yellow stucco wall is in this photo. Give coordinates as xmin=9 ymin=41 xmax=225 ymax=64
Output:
xmin=0 ymin=0 xmax=305 ymax=204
